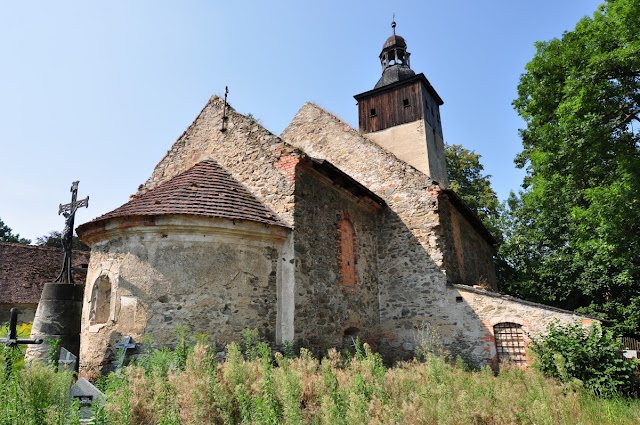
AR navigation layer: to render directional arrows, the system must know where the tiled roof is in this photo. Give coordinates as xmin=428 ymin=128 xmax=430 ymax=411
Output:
xmin=86 ymin=160 xmax=287 ymax=227
xmin=0 ymin=243 xmax=90 ymax=304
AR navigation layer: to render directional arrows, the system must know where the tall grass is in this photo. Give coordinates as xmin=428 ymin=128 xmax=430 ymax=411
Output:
xmin=0 ymin=348 xmax=79 ymax=425
xmin=1 ymin=328 xmax=639 ymax=424
xmin=97 ymin=334 xmax=640 ymax=424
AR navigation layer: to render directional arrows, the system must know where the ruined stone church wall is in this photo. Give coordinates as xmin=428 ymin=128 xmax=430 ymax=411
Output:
xmin=137 ymin=96 xmax=300 ymax=226
xmin=291 ymin=161 xmax=382 ymax=351
xmin=78 ymin=215 xmax=289 ymax=379
xmin=282 ymin=103 xmax=449 ymax=359
xmin=438 ymin=195 xmax=497 ymax=290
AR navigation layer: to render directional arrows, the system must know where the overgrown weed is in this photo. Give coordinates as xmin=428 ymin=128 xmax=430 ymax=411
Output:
xmin=1 ymin=326 xmax=639 ymax=424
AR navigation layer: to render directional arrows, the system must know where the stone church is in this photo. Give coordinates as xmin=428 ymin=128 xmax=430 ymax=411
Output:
xmin=76 ymin=26 xmax=592 ymax=377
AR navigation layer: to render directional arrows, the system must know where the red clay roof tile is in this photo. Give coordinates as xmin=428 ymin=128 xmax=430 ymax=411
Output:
xmin=0 ymin=243 xmax=90 ymax=304
xmin=86 ymin=160 xmax=287 ymax=227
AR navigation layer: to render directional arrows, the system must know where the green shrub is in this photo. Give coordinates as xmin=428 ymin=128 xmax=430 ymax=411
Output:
xmin=529 ymin=320 xmax=639 ymax=396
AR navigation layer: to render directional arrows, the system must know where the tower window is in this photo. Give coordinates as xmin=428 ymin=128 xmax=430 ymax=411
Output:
xmin=403 ymin=99 xmax=410 ymax=108
xmin=370 ymin=108 xmax=377 ymax=117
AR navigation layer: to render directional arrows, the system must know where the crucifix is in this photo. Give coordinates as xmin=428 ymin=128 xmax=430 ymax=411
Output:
xmin=55 ymin=181 xmax=89 ymax=284
xmin=0 ymin=309 xmax=43 ymax=374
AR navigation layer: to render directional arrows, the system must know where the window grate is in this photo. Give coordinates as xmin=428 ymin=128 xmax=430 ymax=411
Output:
xmin=494 ymin=322 xmax=527 ymax=366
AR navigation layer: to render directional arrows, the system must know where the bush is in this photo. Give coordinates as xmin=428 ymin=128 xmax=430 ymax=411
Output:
xmin=529 ymin=321 xmax=639 ymax=396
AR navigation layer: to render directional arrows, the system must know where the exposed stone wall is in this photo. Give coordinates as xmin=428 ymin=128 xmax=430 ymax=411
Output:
xmin=292 ymin=160 xmax=382 ymax=351
xmin=137 ymin=96 xmax=301 ymax=227
xmin=426 ymin=285 xmax=596 ymax=369
xmin=78 ymin=215 xmax=289 ymax=379
xmin=282 ymin=103 xmax=448 ymax=358
xmin=438 ymin=195 xmax=497 ymax=290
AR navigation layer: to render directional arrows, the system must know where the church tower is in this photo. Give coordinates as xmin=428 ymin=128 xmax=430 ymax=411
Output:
xmin=354 ymin=21 xmax=448 ymax=187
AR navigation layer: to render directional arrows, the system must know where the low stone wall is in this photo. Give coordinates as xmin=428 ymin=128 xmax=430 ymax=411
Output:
xmin=421 ymin=284 xmax=596 ymax=369
xmin=0 ymin=303 xmax=36 ymax=325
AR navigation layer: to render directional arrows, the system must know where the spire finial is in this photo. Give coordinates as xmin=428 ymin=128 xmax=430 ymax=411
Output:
xmin=391 ymin=12 xmax=396 ymax=36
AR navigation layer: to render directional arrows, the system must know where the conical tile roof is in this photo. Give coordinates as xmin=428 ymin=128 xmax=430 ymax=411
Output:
xmin=87 ymin=160 xmax=287 ymax=227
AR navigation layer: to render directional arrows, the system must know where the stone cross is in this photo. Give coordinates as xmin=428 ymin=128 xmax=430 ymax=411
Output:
xmin=115 ymin=336 xmax=136 ymax=370
xmin=55 ymin=181 xmax=89 ymax=284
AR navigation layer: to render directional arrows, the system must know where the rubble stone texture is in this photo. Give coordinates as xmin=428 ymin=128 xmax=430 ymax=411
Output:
xmin=76 ymin=97 xmax=596 ymax=376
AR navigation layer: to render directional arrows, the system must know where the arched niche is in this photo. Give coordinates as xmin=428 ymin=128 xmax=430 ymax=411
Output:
xmin=89 ymin=277 xmax=112 ymax=325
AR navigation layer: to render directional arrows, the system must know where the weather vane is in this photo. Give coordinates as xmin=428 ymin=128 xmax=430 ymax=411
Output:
xmin=55 ymin=181 xmax=89 ymax=284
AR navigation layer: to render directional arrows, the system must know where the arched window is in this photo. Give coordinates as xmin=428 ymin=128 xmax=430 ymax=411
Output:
xmin=494 ymin=322 xmax=527 ymax=366
xmin=337 ymin=211 xmax=357 ymax=291
xmin=89 ymin=277 xmax=111 ymax=325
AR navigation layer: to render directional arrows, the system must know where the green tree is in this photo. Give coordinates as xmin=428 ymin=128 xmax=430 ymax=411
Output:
xmin=35 ymin=230 xmax=90 ymax=251
xmin=445 ymin=143 xmax=502 ymax=241
xmin=504 ymin=0 xmax=640 ymax=334
xmin=0 ymin=217 xmax=31 ymax=244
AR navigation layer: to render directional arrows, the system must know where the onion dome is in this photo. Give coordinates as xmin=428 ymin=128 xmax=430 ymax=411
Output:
xmin=375 ymin=20 xmax=415 ymax=89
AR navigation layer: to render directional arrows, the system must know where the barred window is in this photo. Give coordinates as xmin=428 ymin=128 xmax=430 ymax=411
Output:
xmin=494 ymin=322 xmax=527 ymax=366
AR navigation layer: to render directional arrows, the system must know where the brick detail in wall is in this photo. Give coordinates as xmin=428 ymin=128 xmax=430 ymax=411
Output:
xmin=337 ymin=210 xmax=358 ymax=293
xmin=275 ymin=155 xmax=300 ymax=183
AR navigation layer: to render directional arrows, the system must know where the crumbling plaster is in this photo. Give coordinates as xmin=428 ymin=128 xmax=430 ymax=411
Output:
xmin=79 ymin=215 xmax=291 ymax=378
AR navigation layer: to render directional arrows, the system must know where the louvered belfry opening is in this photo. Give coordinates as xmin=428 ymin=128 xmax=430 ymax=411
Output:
xmin=494 ymin=322 xmax=527 ymax=366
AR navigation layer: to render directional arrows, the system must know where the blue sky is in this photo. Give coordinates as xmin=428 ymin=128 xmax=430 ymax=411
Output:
xmin=0 ymin=1 xmax=603 ymax=242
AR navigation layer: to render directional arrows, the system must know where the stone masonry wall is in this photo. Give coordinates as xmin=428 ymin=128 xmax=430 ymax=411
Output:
xmin=439 ymin=195 xmax=497 ymax=290
xmin=137 ymin=96 xmax=301 ymax=227
xmin=292 ymin=160 xmax=382 ymax=352
xmin=282 ymin=103 xmax=447 ymax=359
xmin=434 ymin=285 xmax=596 ymax=369
xmin=78 ymin=216 xmax=288 ymax=379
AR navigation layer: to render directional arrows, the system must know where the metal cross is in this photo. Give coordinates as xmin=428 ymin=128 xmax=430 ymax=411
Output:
xmin=220 ymin=86 xmax=229 ymax=132
xmin=55 ymin=181 xmax=89 ymax=284
xmin=1 ymin=309 xmax=43 ymax=374
xmin=115 ymin=336 xmax=136 ymax=370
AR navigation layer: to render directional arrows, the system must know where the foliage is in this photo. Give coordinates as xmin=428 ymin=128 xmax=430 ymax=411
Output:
xmin=0 ymin=216 xmax=31 ymax=244
xmin=444 ymin=143 xmax=502 ymax=241
xmin=35 ymin=230 xmax=90 ymax=251
xmin=0 ymin=321 xmax=33 ymax=372
xmin=503 ymin=0 xmax=640 ymax=334
xmin=2 ymin=328 xmax=640 ymax=423
xmin=530 ymin=321 xmax=639 ymax=396
xmin=0 ymin=357 xmax=78 ymax=425
xmin=95 ymin=333 xmax=640 ymax=424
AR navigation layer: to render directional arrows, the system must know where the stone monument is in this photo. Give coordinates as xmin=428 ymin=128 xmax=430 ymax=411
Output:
xmin=25 ymin=182 xmax=88 ymax=365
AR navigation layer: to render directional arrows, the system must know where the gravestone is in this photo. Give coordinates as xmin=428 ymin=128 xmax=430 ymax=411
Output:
xmin=69 ymin=378 xmax=104 ymax=420
xmin=58 ymin=347 xmax=77 ymax=372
